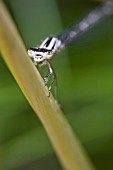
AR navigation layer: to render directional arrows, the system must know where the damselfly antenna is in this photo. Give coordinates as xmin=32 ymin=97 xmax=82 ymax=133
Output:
xmin=28 ymin=1 xmax=113 ymax=99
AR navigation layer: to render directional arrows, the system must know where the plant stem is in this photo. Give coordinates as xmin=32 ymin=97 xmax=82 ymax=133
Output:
xmin=0 ymin=1 xmax=96 ymax=170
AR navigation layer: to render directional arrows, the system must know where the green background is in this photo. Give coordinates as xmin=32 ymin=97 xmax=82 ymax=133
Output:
xmin=0 ymin=0 xmax=113 ymax=169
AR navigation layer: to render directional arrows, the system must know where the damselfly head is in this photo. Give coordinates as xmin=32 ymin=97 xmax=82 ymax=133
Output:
xmin=28 ymin=47 xmax=54 ymax=64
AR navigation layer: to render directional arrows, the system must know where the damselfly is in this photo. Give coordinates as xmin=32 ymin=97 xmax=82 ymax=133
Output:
xmin=28 ymin=1 xmax=113 ymax=99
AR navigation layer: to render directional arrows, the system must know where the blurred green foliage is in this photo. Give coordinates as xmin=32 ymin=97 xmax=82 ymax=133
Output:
xmin=0 ymin=0 xmax=113 ymax=169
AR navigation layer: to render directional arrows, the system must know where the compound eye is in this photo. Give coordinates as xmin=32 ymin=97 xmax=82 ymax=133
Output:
xmin=47 ymin=51 xmax=52 ymax=55
xmin=28 ymin=49 xmax=32 ymax=55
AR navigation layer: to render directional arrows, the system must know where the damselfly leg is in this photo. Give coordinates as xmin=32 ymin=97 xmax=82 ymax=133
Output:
xmin=44 ymin=61 xmax=57 ymax=99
